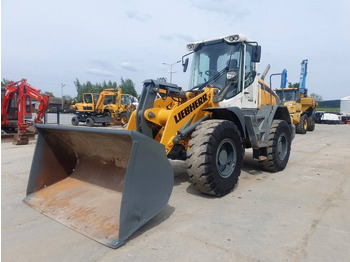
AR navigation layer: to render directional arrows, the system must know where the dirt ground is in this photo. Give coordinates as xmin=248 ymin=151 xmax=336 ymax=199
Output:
xmin=1 ymin=124 xmax=350 ymax=262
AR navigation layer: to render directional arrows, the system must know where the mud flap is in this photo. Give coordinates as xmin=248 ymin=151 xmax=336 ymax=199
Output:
xmin=23 ymin=124 xmax=174 ymax=248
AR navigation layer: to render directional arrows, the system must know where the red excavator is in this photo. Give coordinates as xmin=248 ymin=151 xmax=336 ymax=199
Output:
xmin=1 ymin=79 xmax=49 ymax=145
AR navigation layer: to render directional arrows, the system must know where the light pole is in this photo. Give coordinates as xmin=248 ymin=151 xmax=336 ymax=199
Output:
xmin=61 ymin=83 xmax=65 ymax=111
xmin=162 ymin=60 xmax=181 ymax=83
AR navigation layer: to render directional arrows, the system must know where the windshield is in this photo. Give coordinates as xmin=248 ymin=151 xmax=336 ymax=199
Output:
xmin=189 ymin=41 xmax=242 ymax=90
xmin=84 ymin=94 xmax=93 ymax=103
xmin=121 ymin=96 xmax=131 ymax=105
xmin=276 ymin=89 xmax=300 ymax=102
xmin=104 ymin=95 xmax=116 ymax=105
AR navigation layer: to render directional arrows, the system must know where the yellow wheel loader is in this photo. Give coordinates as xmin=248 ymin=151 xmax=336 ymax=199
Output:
xmin=72 ymin=88 xmax=134 ymax=126
xmin=24 ymin=34 xmax=295 ymax=248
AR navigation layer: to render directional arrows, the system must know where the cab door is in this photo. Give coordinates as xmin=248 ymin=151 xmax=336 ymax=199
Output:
xmin=83 ymin=93 xmax=95 ymax=112
xmin=241 ymin=43 xmax=258 ymax=109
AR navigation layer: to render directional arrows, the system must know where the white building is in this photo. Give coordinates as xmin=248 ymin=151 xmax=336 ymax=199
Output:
xmin=340 ymin=96 xmax=350 ymax=115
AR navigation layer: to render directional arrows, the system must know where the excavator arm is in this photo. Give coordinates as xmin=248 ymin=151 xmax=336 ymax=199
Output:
xmin=16 ymin=80 xmax=49 ymax=134
xmin=94 ymin=89 xmax=119 ymax=113
xmin=24 ymin=83 xmax=50 ymax=124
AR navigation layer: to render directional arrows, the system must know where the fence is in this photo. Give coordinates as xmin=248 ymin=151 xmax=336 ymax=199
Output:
xmin=31 ymin=112 xmax=73 ymax=126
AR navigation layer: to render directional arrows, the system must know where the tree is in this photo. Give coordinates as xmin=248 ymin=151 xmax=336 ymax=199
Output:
xmin=43 ymin=91 xmax=55 ymax=97
xmin=288 ymin=82 xmax=299 ymax=89
xmin=309 ymin=92 xmax=323 ymax=103
xmin=119 ymin=78 xmax=137 ymax=97
xmin=1 ymin=78 xmax=10 ymax=87
xmin=62 ymin=95 xmax=74 ymax=110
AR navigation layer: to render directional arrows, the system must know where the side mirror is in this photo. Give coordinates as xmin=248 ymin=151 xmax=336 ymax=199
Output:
xmin=252 ymin=45 xmax=261 ymax=63
xmin=226 ymin=71 xmax=237 ymax=81
xmin=182 ymin=58 xmax=189 ymax=72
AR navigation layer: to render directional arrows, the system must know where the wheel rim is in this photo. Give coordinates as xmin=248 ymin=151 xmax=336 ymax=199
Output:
xmin=86 ymin=119 xmax=93 ymax=126
xmin=121 ymin=115 xmax=127 ymax=124
xmin=216 ymin=138 xmax=237 ymax=178
xmin=303 ymin=119 xmax=307 ymax=129
xmin=277 ymin=133 xmax=288 ymax=161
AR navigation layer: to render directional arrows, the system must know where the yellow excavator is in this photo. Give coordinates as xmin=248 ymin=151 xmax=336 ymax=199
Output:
xmin=24 ymin=34 xmax=294 ymax=248
xmin=72 ymin=88 xmax=133 ymax=126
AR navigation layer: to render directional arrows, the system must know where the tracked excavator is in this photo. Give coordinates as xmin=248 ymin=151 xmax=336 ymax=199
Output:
xmin=1 ymin=79 xmax=49 ymax=144
xmin=24 ymin=34 xmax=295 ymax=248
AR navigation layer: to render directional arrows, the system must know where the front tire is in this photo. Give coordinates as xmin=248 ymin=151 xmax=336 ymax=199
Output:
xmin=186 ymin=120 xmax=243 ymax=197
xmin=260 ymin=120 xmax=292 ymax=172
xmin=120 ymin=112 xmax=129 ymax=125
xmin=71 ymin=116 xmax=79 ymax=126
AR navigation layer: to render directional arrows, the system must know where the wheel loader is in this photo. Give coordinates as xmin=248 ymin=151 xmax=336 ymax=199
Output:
xmin=72 ymin=88 xmax=134 ymax=126
xmin=24 ymin=34 xmax=295 ymax=248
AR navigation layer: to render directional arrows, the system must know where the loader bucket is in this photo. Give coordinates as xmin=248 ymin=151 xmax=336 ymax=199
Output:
xmin=23 ymin=124 xmax=173 ymax=248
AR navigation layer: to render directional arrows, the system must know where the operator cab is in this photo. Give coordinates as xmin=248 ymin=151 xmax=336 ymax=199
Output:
xmin=275 ymin=88 xmax=301 ymax=103
xmin=121 ymin=95 xmax=131 ymax=105
xmin=186 ymin=34 xmax=261 ymax=108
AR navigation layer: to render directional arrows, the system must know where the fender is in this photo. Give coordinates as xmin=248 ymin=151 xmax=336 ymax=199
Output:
xmin=203 ymin=107 xmax=246 ymax=138
xmin=273 ymin=105 xmax=292 ymax=124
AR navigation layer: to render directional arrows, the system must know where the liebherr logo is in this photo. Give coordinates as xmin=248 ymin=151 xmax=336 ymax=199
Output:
xmin=174 ymin=94 xmax=208 ymax=124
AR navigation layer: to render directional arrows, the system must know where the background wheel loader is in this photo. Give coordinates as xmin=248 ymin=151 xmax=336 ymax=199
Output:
xmin=24 ymin=34 xmax=295 ymax=248
xmin=72 ymin=88 xmax=135 ymax=126
xmin=273 ymin=60 xmax=317 ymax=134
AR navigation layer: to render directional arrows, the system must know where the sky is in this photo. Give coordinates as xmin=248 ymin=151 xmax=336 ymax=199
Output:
xmin=1 ymin=0 xmax=350 ymax=100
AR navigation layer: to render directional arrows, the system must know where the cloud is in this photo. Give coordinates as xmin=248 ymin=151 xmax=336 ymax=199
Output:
xmin=89 ymin=59 xmax=114 ymax=70
xmin=159 ymin=34 xmax=195 ymax=43
xmin=120 ymin=62 xmax=137 ymax=72
xmin=190 ymin=0 xmax=250 ymax=20
xmin=86 ymin=59 xmax=116 ymax=76
xmin=86 ymin=68 xmax=115 ymax=77
xmin=126 ymin=11 xmax=151 ymax=22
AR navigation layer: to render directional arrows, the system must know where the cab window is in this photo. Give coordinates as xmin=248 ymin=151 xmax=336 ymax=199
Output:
xmin=83 ymin=94 xmax=93 ymax=103
xmin=244 ymin=44 xmax=257 ymax=88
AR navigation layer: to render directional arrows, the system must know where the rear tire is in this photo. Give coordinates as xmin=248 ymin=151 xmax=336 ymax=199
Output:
xmin=86 ymin=118 xmax=94 ymax=127
xmin=186 ymin=120 xmax=243 ymax=197
xmin=296 ymin=114 xmax=308 ymax=134
xmin=307 ymin=115 xmax=315 ymax=131
xmin=260 ymin=120 xmax=292 ymax=172
xmin=71 ymin=116 xmax=79 ymax=126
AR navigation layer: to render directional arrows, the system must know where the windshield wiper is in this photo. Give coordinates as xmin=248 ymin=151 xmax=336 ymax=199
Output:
xmin=191 ymin=66 xmax=228 ymax=90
